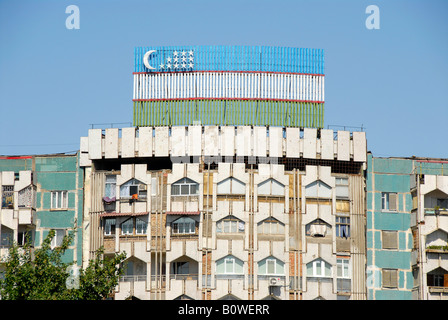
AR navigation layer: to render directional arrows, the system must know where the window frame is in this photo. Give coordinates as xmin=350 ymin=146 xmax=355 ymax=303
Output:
xmin=336 ymin=258 xmax=351 ymax=279
xmin=257 ymin=178 xmax=285 ymax=197
xmin=50 ymin=190 xmax=68 ymax=210
xmin=104 ymin=218 xmax=116 ymax=236
xmin=382 ymin=230 xmax=398 ymax=250
xmin=104 ymin=175 xmax=117 ymax=198
xmin=121 ymin=218 xmax=134 ymax=236
xmin=335 ymin=216 xmax=350 ymax=238
xmin=172 ymin=217 xmax=196 ymax=235
xmin=50 ymin=229 xmax=66 ymax=249
xmin=216 ymin=216 xmax=245 ymax=234
xmin=217 ymin=177 xmax=246 ymax=195
xmin=335 ymin=177 xmax=349 ymax=199
xmin=119 ymin=179 xmax=147 ymax=199
xmin=381 ymin=192 xmax=398 ymax=212
xmin=382 ymin=268 xmax=398 ymax=289
xmin=171 ymin=177 xmax=199 ymax=197
xmin=307 ymin=259 xmax=332 ymax=278
xmin=257 ymin=217 xmax=285 ymax=235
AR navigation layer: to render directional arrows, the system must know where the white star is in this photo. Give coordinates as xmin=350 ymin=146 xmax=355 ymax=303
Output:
xmin=173 ymin=57 xmax=179 ymax=62
xmin=181 ymin=57 xmax=187 ymax=62
xmin=173 ymin=51 xmax=178 ymax=56
xmin=181 ymin=51 xmax=187 ymax=56
xmin=166 ymin=63 xmax=171 ymax=68
xmin=188 ymin=50 xmax=194 ymax=56
xmin=174 ymin=63 xmax=179 ymax=69
xmin=189 ymin=56 xmax=194 ymax=62
xmin=166 ymin=57 xmax=172 ymax=62
xmin=181 ymin=63 xmax=187 ymax=68
xmin=159 ymin=64 xmax=165 ymax=69
xmin=188 ymin=63 xmax=194 ymax=68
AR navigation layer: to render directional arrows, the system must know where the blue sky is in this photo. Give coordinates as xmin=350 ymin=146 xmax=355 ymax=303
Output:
xmin=0 ymin=0 xmax=447 ymax=158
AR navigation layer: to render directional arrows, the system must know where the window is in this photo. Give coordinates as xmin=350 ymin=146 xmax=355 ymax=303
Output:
xmin=172 ymin=217 xmax=196 ymax=235
xmin=382 ymin=192 xmax=397 ymax=211
xmin=307 ymin=259 xmax=332 ymax=277
xmin=120 ymin=179 xmax=147 ymax=199
xmin=382 ymin=230 xmax=398 ymax=250
xmin=51 ymin=229 xmax=66 ymax=249
xmin=258 ymin=257 xmax=284 ymax=275
xmin=18 ymin=230 xmax=33 ymax=246
xmin=104 ymin=218 xmax=116 ymax=236
xmin=257 ymin=218 xmax=284 ymax=235
xmin=104 ymin=175 xmax=117 ymax=199
xmin=121 ymin=218 xmax=134 ymax=235
xmin=2 ymin=185 xmax=14 ymax=208
xmin=171 ymin=178 xmax=199 ymax=196
xmin=172 ymin=262 xmax=189 ymax=275
xmin=437 ymin=198 xmax=448 ymax=209
xmin=337 ymin=259 xmax=350 ymax=278
xmin=216 ymin=216 xmax=245 ymax=233
xmin=335 ymin=177 xmax=349 ymax=199
xmin=336 ymin=216 xmax=350 ymax=238
xmin=382 ymin=269 xmax=398 ymax=288
xmin=51 ymin=191 xmax=68 ymax=209
xmin=216 ymin=255 xmax=244 ymax=275
xmin=217 ymin=177 xmax=245 ymax=195
xmin=258 ymin=179 xmax=284 ymax=196
xmin=136 ymin=218 xmax=147 ymax=235
xmin=305 ymin=180 xmax=332 ymax=198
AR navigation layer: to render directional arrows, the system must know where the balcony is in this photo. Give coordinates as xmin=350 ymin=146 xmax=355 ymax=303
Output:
xmin=426 ymin=245 xmax=448 ymax=254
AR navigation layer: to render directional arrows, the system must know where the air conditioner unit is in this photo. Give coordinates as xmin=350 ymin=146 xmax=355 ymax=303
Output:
xmin=269 ymin=277 xmax=282 ymax=286
xmin=139 ymin=184 xmax=147 ymax=191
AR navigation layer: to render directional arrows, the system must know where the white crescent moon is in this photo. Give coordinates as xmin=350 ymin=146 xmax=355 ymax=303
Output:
xmin=143 ymin=50 xmax=156 ymax=70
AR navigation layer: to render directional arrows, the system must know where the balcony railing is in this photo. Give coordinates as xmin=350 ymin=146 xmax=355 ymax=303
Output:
xmin=119 ymin=275 xmax=147 ymax=282
xmin=169 ymin=274 xmax=199 ymax=281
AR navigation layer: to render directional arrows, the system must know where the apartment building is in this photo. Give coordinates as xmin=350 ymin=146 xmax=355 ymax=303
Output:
xmin=366 ymin=154 xmax=448 ymax=300
xmin=0 ymin=154 xmax=84 ymax=270
xmin=79 ymin=45 xmax=368 ymax=300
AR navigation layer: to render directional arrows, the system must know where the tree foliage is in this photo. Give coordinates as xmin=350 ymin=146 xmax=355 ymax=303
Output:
xmin=0 ymin=229 xmax=127 ymax=300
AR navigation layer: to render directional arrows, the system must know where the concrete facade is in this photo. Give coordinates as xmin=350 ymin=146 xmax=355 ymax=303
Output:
xmin=366 ymin=154 xmax=448 ymax=300
xmin=0 ymin=154 xmax=84 ymax=271
xmin=80 ymin=125 xmax=368 ymax=300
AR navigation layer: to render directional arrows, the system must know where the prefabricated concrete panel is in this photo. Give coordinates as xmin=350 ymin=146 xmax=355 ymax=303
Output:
xmin=337 ymin=131 xmax=350 ymax=161
xmin=268 ymin=127 xmax=282 ymax=158
xmin=285 ymin=127 xmax=300 ymax=158
xmin=154 ymin=127 xmax=169 ymax=157
xmin=220 ymin=126 xmax=235 ymax=157
xmin=352 ymin=131 xmax=367 ymax=163
xmin=204 ymin=126 xmax=219 ymax=156
xmin=188 ymin=126 xmax=202 ymax=156
xmin=320 ymin=129 xmax=334 ymax=160
xmin=303 ymin=128 xmax=317 ymax=159
xmin=79 ymin=137 xmax=91 ymax=167
xmin=236 ymin=126 xmax=252 ymax=157
xmin=171 ymin=126 xmax=186 ymax=157
xmin=104 ymin=128 xmax=119 ymax=159
xmin=121 ymin=127 xmax=136 ymax=158
xmin=88 ymin=129 xmax=102 ymax=160
xmin=138 ymin=127 xmax=153 ymax=157
xmin=253 ymin=126 xmax=267 ymax=158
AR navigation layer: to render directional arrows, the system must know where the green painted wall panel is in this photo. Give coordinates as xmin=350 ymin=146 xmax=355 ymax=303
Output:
xmin=36 ymin=172 xmax=76 ymax=191
xmin=35 ymin=157 xmax=77 ymax=172
xmin=37 ymin=211 xmax=76 ymax=228
xmin=373 ymin=158 xmax=413 ymax=175
xmin=375 ymin=289 xmax=412 ymax=300
xmin=374 ymin=212 xmax=410 ymax=231
xmin=374 ymin=174 xmax=410 ymax=193
xmin=375 ymin=251 xmax=411 ymax=269
xmin=133 ymin=100 xmax=324 ymax=128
